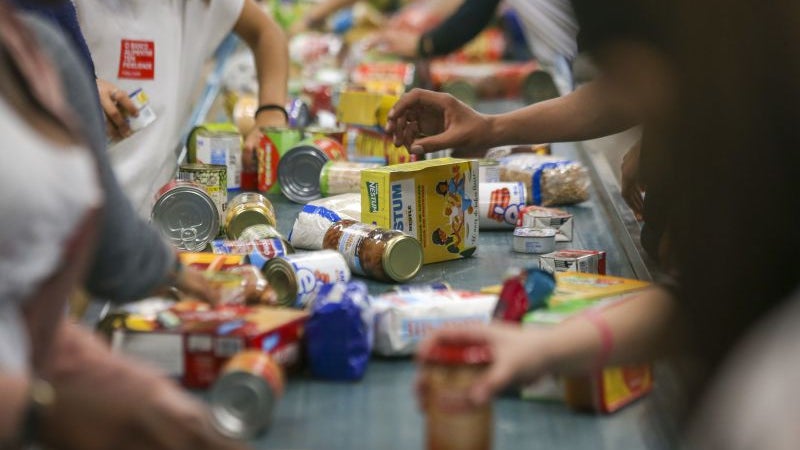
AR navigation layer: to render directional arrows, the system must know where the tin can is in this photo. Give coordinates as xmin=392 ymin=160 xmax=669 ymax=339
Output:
xmin=479 ymin=182 xmax=527 ymax=229
xmin=187 ymin=125 xmax=243 ymax=191
xmin=319 ymin=161 xmax=381 ymax=196
xmin=477 ymin=159 xmax=500 ymax=184
xmin=512 ymin=227 xmax=557 ymax=254
xmin=306 ymin=125 xmax=346 ymax=145
xmin=151 ymin=181 xmax=220 ymax=251
xmin=262 ymin=250 xmax=351 ymax=308
xmin=225 ymin=193 xmax=277 ymax=239
xmin=278 ymin=138 xmax=348 ymax=203
xmin=210 ymin=350 xmax=284 ymax=440
xmin=257 ymin=127 xmax=304 ymax=194
xmin=126 ymin=88 xmax=157 ymax=132
xmin=519 ymin=205 xmax=573 ymax=242
xmin=178 ymin=163 xmax=227 ymax=226
xmin=286 ymin=98 xmax=312 ymax=128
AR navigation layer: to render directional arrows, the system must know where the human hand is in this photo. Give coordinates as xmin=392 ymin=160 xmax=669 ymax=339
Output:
xmin=621 ymin=141 xmax=645 ymax=221
xmin=243 ymin=110 xmax=287 ymax=174
xmin=175 ymin=266 xmax=221 ymax=305
xmin=96 ymin=79 xmax=138 ymax=140
xmin=416 ymin=323 xmax=553 ymax=409
xmin=385 ymin=88 xmax=491 ymax=155
xmin=366 ymin=30 xmax=420 ymax=59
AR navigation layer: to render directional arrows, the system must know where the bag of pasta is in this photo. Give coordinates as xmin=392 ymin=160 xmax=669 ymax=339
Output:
xmin=498 ymin=154 xmax=589 ymax=206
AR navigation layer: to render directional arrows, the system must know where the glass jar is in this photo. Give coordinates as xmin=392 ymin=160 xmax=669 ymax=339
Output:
xmin=421 ymin=342 xmax=493 ymax=450
xmin=319 ymin=161 xmax=381 ymax=196
xmin=322 ymin=220 xmax=423 ymax=283
xmin=225 ymin=192 xmax=277 ymax=239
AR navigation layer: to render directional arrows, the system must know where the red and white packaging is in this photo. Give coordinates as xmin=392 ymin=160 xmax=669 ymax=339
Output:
xmin=538 ymin=250 xmax=607 ymax=275
xmin=518 ymin=205 xmax=573 ymax=242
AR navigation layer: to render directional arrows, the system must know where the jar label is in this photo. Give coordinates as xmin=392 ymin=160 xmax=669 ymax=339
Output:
xmin=337 ymin=223 xmax=375 ymax=276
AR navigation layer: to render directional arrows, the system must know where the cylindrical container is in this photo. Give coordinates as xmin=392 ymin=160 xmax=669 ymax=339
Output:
xmin=225 ymin=193 xmax=277 ymax=239
xmin=421 ymin=341 xmax=493 ymax=450
xmin=278 ymin=137 xmax=348 ymax=203
xmin=479 ymin=182 xmax=527 ymax=229
xmin=257 ymin=127 xmax=304 ymax=194
xmin=477 ymin=159 xmax=500 ymax=184
xmin=238 ymin=224 xmax=293 ymax=254
xmin=306 ymin=125 xmax=346 ymax=144
xmin=322 ymin=220 xmax=423 ymax=282
xmin=151 ymin=181 xmax=219 ymax=251
xmin=319 ymin=161 xmax=381 ymax=196
xmin=512 ymin=227 xmax=557 ymax=254
xmin=126 ymin=88 xmax=157 ymax=132
xmin=262 ymin=250 xmax=351 ymax=308
xmin=178 ymin=163 xmax=227 ymax=225
xmin=286 ymin=98 xmax=312 ymax=128
xmin=187 ymin=125 xmax=243 ymax=191
xmin=210 ymin=350 xmax=284 ymax=440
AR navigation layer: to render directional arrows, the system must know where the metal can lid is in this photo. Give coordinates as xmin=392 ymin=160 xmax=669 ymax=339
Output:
xmin=513 ymin=227 xmax=558 ymax=238
xmin=210 ymin=371 xmax=275 ymax=440
xmin=151 ymin=186 xmax=219 ymax=251
xmin=278 ymin=146 xmax=330 ymax=203
xmin=262 ymin=257 xmax=298 ymax=307
xmin=423 ymin=342 xmax=493 ymax=366
xmin=227 ymin=208 xmax=274 ymax=240
xmin=382 ymin=235 xmax=423 ymax=283
xmin=179 ymin=163 xmax=227 ymax=172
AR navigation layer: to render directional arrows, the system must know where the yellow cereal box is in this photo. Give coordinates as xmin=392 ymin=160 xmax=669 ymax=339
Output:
xmin=336 ymin=91 xmax=398 ymax=128
xmin=361 ymin=158 xmax=479 ymax=264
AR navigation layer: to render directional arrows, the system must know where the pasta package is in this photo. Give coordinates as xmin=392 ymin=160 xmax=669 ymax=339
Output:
xmin=497 ymin=154 xmax=589 ymax=206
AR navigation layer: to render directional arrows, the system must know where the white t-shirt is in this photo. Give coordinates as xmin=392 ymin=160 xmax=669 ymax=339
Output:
xmin=75 ymin=0 xmax=245 ymax=215
xmin=506 ymin=0 xmax=578 ymax=68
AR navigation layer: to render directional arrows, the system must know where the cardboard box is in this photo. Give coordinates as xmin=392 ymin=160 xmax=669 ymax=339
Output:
xmin=361 ymin=158 xmax=479 ymax=264
xmin=539 ymin=250 xmax=606 ymax=275
xmin=345 ymin=126 xmax=415 ymax=165
xmin=519 ymin=206 xmax=573 ymax=242
xmin=112 ymin=306 xmax=308 ymax=388
xmin=336 ymin=91 xmax=399 ymax=128
xmin=481 ymin=272 xmax=649 ymax=304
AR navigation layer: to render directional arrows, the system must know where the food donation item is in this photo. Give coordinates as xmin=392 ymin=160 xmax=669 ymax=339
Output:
xmin=224 ymin=193 xmax=277 ymax=239
xmin=479 ymin=182 xmax=526 ymax=229
xmin=286 ymin=97 xmax=311 ymax=128
xmin=370 ymin=290 xmax=497 ymax=356
xmin=421 ymin=341 xmax=493 ymax=450
xmin=288 ymin=193 xmax=361 ymax=250
xmin=187 ymin=123 xmax=243 ymax=191
xmin=125 ymin=88 xmax=157 ymax=133
xmin=519 ymin=205 xmax=574 ymax=242
xmin=477 ymin=159 xmax=500 ymax=183
xmin=210 ymin=350 xmax=284 ymax=440
xmin=306 ymin=282 xmax=373 ymax=381
xmin=262 ymin=250 xmax=351 ymax=308
xmin=178 ymin=252 xmax=245 ymax=271
xmin=512 ymin=227 xmax=557 ymax=254
xmin=178 ymin=163 xmax=227 ymax=224
xmin=323 ymin=220 xmax=423 ymax=282
xmin=257 ymin=127 xmax=304 ymax=194
xmin=320 ymin=161 xmax=382 ymax=196
xmin=336 ymin=91 xmax=399 ymax=128
xmin=278 ymin=137 xmax=348 ymax=203
xmin=361 ymin=158 xmax=479 ymax=264
xmin=498 ymin=154 xmax=589 ymax=206
xmin=539 ymin=250 xmax=607 ymax=275
xmin=151 ymin=181 xmax=219 ymax=251
xmin=211 ymin=238 xmax=292 ymax=269
xmin=345 ymin=125 xmax=414 ymax=165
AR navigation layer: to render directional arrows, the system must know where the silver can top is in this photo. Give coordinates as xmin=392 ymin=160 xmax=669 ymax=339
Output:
xmin=210 ymin=371 xmax=276 ymax=440
xmin=278 ymin=145 xmax=330 ymax=203
xmin=151 ymin=185 xmax=219 ymax=251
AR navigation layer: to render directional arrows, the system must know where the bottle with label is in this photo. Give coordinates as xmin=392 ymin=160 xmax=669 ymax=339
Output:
xmin=322 ymin=220 xmax=423 ymax=283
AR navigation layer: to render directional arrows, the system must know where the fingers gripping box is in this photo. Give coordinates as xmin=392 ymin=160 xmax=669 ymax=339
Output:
xmin=361 ymin=158 xmax=479 ymax=264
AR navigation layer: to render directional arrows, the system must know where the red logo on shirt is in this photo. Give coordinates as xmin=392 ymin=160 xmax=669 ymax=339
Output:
xmin=118 ymin=39 xmax=155 ymax=80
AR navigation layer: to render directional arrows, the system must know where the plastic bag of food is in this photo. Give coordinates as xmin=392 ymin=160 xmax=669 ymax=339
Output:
xmin=498 ymin=154 xmax=589 ymax=206
xmin=288 ymin=193 xmax=361 ymax=250
xmin=306 ymin=281 xmax=373 ymax=381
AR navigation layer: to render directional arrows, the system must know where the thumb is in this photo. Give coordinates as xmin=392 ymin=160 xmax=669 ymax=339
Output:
xmin=469 ymin=363 xmax=513 ymax=405
xmin=410 ymin=130 xmax=458 ymax=155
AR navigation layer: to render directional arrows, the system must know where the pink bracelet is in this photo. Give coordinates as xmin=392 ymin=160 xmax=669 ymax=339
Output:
xmin=582 ymin=308 xmax=614 ymax=371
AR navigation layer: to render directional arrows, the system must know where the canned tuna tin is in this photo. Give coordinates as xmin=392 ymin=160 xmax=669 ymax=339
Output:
xmin=477 ymin=159 xmax=500 ymax=184
xmin=257 ymin=127 xmax=304 ymax=194
xmin=319 ymin=161 xmax=381 ymax=196
xmin=178 ymin=163 xmax=227 ymax=224
xmin=188 ymin=125 xmax=243 ymax=191
xmin=210 ymin=350 xmax=284 ymax=440
xmin=512 ymin=227 xmax=557 ymax=254
xmin=262 ymin=250 xmax=351 ymax=308
xmin=278 ymin=138 xmax=348 ymax=203
xmin=126 ymin=88 xmax=157 ymax=132
xmin=479 ymin=182 xmax=527 ymax=229
xmin=225 ymin=193 xmax=278 ymax=239
xmin=151 ymin=181 xmax=220 ymax=251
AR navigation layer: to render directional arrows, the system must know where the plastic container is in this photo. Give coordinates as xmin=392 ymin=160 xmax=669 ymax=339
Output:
xmin=512 ymin=227 xmax=557 ymax=254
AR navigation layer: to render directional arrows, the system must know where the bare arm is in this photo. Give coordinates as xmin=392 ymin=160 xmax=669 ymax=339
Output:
xmin=0 ymin=375 xmax=29 ymax=445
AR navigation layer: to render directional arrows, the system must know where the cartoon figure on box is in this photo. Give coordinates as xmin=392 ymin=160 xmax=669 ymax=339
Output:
xmin=433 ymin=167 xmax=476 ymax=255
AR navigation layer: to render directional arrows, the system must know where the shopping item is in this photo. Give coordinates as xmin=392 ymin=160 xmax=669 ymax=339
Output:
xmin=257 ymin=127 xmax=304 ymax=194
xmin=224 ymin=193 xmax=277 ymax=239
xmin=481 ymin=272 xmax=649 ymax=307
xmin=498 ymin=154 xmax=589 ymax=206
xmin=336 ymin=91 xmax=399 ymax=128
xmin=286 ymin=97 xmax=312 ymax=128
xmin=512 ymin=227 xmax=557 ymax=254
xmin=262 ymin=250 xmax=351 ymax=308
xmin=278 ymin=137 xmax=348 ymax=203
xmin=211 ymin=238 xmax=292 ymax=269
xmin=539 ymin=250 xmax=607 ymax=275
xmin=320 ymin=161 xmax=382 ymax=196
xmin=323 ymin=220 xmax=423 ymax=282
xmin=125 ymin=88 xmax=157 ymax=133
xmin=361 ymin=158 xmax=479 ymax=264
xmin=477 ymin=159 xmax=500 ymax=183
xmin=151 ymin=181 xmax=219 ymax=251
xmin=345 ymin=125 xmax=414 ymax=165
xmin=178 ymin=163 xmax=227 ymax=225
xmin=187 ymin=123 xmax=243 ymax=191
xmin=519 ymin=205 xmax=574 ymax=242
xmin=479 ymin=182 xmax=526 ymax=229
xmin=306 ymin=125 xmax=346 ymax=144
xmin=288 ymin=193 xmax=362 ymax=250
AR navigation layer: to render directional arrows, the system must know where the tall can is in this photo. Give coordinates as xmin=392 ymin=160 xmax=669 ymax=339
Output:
xmin=178 ymin=163 xmax=227 ymax=226
xmin=319 ymin=161 xmax=381 ymax=196
xmin=210 ymin=350 xmax=284 ymax=440
xmin=479 ymin=182 xmax=527 ymax=229
xmin=187 ymin=124 xmax=243 ymax=191
xmin=278 ymin=137 xmax=348 ymax=203
xmin=257 ymin=127 xmax=304 ymax=194
xmin=225 ymin=193 xmax=278 ymax=240
xmin=262 ymin=250 xmax=351 ymax=308
xmin=151 ymin=180 xmax=219 ymax=251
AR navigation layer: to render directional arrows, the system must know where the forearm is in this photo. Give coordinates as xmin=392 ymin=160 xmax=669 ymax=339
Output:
xmin=419 ymin=0 xmax=500 ymax=57
xmin=486 ymin=80 xmax=639 ymax=146
xmin=0 ymin=375 xmax=29 ymax=445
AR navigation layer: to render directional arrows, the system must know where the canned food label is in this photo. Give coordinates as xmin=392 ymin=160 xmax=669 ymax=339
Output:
xmin=178 ymin=167 xmax=227 ymax=224
xmin=338 ymin=224 xmax=374 ymax=276
xmin=257 ymin=135 xmax=280 ymax=193
xmin=314 ymin=138 xmax=347 ymax=161
xmin=287 ymin=253 xmax=350 ymax=306
xmin=211 ymin=239 xmax=288 ymax=268
xmin=196 ymin=135 xmax=242 ymax=190
xmin=479 ymin=182 xmax=526 ymax=229
xmin=127 ymin=88 xmax=157 ymax=132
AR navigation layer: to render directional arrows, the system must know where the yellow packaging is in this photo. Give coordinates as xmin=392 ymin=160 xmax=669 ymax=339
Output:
xmin=361 ymin=158 xmax=479 ymax=264
xmin=347 ymin=126 xmax=414 ymax=165
xmin=336 ymin=91 xmax=398 ymax=128
xmin=481 ymin=272 xmax=650 ymax=305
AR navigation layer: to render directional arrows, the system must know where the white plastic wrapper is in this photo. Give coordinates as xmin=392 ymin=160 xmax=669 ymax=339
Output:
xmin=498 ymin=154 xmax=589 ymax=206
xmin=288 ymin=193 xmax=362 ymax=250
xmin=370 ymin=290 xmax=498 ymax=356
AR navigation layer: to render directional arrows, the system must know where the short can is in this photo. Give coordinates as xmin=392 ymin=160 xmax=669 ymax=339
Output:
xmin=477 ymin=159 xmax=500 ymax=184
xmin=187 ymin=125 xmax=243 ymax=191
xmin=225 ymin=193 xmax=278 ymax=239
xmin=210 ymin=350 xmax=284 ymax=440
xmin=178 ymin=163 xmax=227 ymax=225
xmin=151 ymin=180 xmax=220 ymax=251
xmin=319 ymin=161 xmax=381 ymax=197
xmin=262 ymin=250 xmax=351 ymax=308
xmin=126 ymin=88 xmax=157 ymax=132
xmin=278 ymin=137 xmax=348 ymax=203
xmin=479 ymin=182 xmax=527 ymax=229
xmin=512 ymin=227 xmax=557 ymax=254
xmin=257 ymin=127 xmax=304 ymax=193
